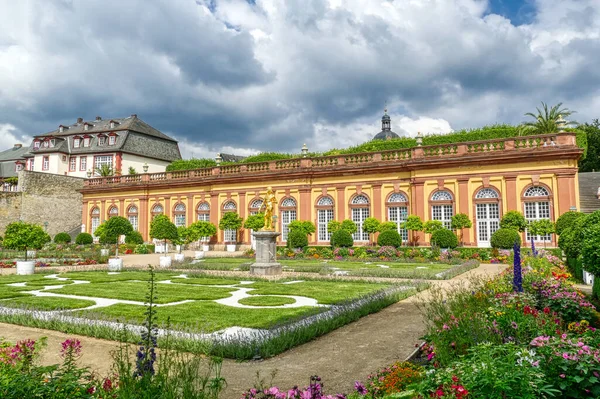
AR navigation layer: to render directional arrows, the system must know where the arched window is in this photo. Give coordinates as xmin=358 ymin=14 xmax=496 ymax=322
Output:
xmin=127 ymin=205 xmax=139 ymax=231
xmin=90 ymin=207 xmax=100 ymax=235
xmin=108 ymin=205 xmax=119 ymax=218
xmin=316 ymin=196 xmax=335 ymax=241
xmin=280 ymin=197 xmax=297 ymax=241
xmin=249 ymin=199 xmax=264 ymax=216
xmin=174 ymin=203 xmax=186 ymax=227
xmin=351 ymin=194 xmax=370 ymax=241
xmin=222 ymin=201 xmax=237 ymax=242
xmin=151 ymin=204 xmax=164 ymax=219
xmin=196 ymin=202 xmax=210 ymax=221
xmin=387 ymin=192 xmax=409 ymax=242
xmin=474 ymin=188 xmax=500 ymax=247
xmin=523 ymin=186 xmax=552 ymax=242
xmin=431 ymin=190 xmax=454 ymax=229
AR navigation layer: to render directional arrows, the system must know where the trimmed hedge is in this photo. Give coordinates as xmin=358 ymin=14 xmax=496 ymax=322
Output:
xmin=430 ymin=229 xmax=458 ymax=249
xmin=287 ymin=230 xmax=308 ymax=249
xmin=490 ymin=228 xmax=521 ymax=249
xmin=331 ymin=230 xmax=354 ymax=248
xmin=125 ymin=231 xmax=144 ymax=245
xmin=75 ymin=233 xmax=93 ymax=245
xmin=53 ymin=232 xmax=71 ymax=244
xmin=377 ymin=230 xmax=402 ymax=248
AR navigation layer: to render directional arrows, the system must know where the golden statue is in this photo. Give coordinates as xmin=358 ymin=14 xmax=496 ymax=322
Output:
xmin=259 ymin=187 xmax=277 ymax=230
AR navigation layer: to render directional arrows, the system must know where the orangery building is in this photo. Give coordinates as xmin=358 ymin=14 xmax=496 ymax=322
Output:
xmin=80 ymin=115 xmax=582 ymax=248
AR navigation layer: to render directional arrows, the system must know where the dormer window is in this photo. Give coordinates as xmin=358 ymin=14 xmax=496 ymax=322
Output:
xmin=33 ymin=141 xmax=40 ymax=149
xmin=49 ymin=139 xmax=55 ymax=147
xmin=15 ymin=163 xmax=23 ymax=172
xmin=42 ymin=140 xmax=49 ymax=148
xmin=108 ymin=135 xmax=116 ymax=145
xmin=59 ymin=126 xmax=64 ymax=133
xmin=74 ymin=138 xmax=81 ymax=148
xmin=83 ymin=123 xmax=92 ymax=131
xmin=83 ymin=137 xmax=90 ymax=147
xmin=98 ymin=136 xmax=106 ymax=146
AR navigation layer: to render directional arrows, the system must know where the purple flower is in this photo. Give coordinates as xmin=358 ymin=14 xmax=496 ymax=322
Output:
xmin=354 ymin=381 xmax=367 ymax=395
xmin=511 ymin=321 xmax=518 ymax=329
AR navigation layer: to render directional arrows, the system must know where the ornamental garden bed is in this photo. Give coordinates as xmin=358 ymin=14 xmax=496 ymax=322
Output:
xmin=0 ymin=270 xmax=424 ymax=359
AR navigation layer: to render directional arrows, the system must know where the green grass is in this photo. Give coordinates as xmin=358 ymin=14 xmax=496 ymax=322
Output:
xmin=0 ymin=286 xmax=32 ymax=299
xmin=16 ymin=279 xmax=75 ymax=287
xmin=0 ymin=296 xmax=95 ymax=310
xmin=248 ymin=280 xmax=391 ymax=304
xmin=171 ymin=277 xmax=242 ymax=285
xmin=0 ymin=274 xmax=58 ymax=284
xmin=48 ymin=282 xmax=236 ymax=303
xmin=238 ymin=296 xmax=297 ymax=306
xmin=55 ymin=271 xmax=174 ymax=283
xmin=80 ymin=301 xmax=313 ymax=332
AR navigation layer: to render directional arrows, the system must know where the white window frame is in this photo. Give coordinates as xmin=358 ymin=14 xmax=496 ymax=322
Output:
xmin=69 ymin=157 xmax=77 ymax=171
xmin=174 ymin=203 xmax=186 ymax=227
xmin=128 ymin=206 xmax=139 ymax=231
xmin=95 ymin=155 xmax=113 ymax=172
xmin=80 ymin=156 xmax=87 ymax=171
xmin=42 ymin=156 xmax=49 ymax=171
xmin=108 ymin=136 xmax=116 ymax=145
xmin=83 ymin=137 xmax=90 ymax=147
xmin=74 ymin=138 xmax=81 ymax=148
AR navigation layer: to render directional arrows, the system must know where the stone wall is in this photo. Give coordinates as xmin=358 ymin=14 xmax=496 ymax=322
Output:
xmin=0 ymin=171 xmax=84 ymax=238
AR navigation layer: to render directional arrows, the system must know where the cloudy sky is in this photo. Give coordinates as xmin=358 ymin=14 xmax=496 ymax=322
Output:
xmin=1 ymin=0 xmax=599 ymax=159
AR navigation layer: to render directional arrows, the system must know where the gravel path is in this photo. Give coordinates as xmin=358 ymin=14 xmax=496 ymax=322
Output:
xmin=0 ymin=263 xmax=505 ymax=398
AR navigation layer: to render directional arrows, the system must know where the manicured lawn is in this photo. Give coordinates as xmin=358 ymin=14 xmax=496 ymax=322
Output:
xmin=55 ymin=271 xmax=174 ymax=283
xmin=0 ymin=274 xmax=58 ymax=284
xmin=0 ymin=286 xmax=32 ymax=299
xmin=170 ymin=277 xmax=242 ymax=285
xmin=47 ymin=281 xmax=236 ymax=303
xmin=0 ymin=296 xmax=95 ymax=310
xmin=238 ymin=296 xmax=297 ymax=306
xmin=79 ymin=301 xmax=315 ymax=332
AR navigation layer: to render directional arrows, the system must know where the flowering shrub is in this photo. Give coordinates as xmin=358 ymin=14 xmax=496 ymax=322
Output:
xmin=366 ymin=361 xmax=423 ymax=397
xmin=530 ymin=279 xmax=596 ymax=323
xmin=376 ymin=246 xmax=397 ymax=259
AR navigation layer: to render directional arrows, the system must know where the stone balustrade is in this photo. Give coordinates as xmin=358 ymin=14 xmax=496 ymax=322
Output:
xmin=83 ymin=132 xmax=578 ymax=188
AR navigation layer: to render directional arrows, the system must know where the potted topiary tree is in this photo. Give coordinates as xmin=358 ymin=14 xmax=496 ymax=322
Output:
xmin=243 ymin=213 xmax=265 ymax=250
xmin=188 ymin=220 xmax=216 ymax=257
xmin=424 ymin=220 xmax=444 ymax=245
xmin=528 ymin=219 xmax=555 ymax=249
xmin=401 ymin=215 xmax=423 ymax=247
xmin=173 ymin=226 xmax=198 ymax=262
xmin=150 ymin=215 xmax=178 ymax=267
xmin=97 ymin=216 xmax=133 ymax=271
xmin=362 ymin=217 xmax=380 ymax=245
xmin=3 ymin=221 xmax=51 ymax=275
xmin=451 ymin=213 xmax=472 ymax=246
xmin=219 ymin=212 xmax=243 ymax=252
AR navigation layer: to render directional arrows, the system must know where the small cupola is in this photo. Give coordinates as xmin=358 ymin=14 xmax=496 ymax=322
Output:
xmin=381 ymin=108 xmax=391 ymax=131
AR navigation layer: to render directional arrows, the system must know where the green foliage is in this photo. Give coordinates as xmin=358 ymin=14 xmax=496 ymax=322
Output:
xmin=288 ymin=220 xmax=316 ymax=236
xmin=4 ymin=176 xmax=18 ymax=185
xmin=377 ymin=221 xmax=397 ymax=232
xmin=328 ymin=220 xmax=358 ymax=235
xmin=521 ymin=102 xmax=577 ymax=134
xmin=559 ymin=215 xmax=588 ymax=260
xmin=53 ymin=232 xmax=71 ymax=244
xmin=95 ymin=163 xmax=114 ymax=176
xmin=578 ymin=120 xmax=600 ymax=171
xmin=239 ymin=152 xmax=294 ymax=163
xmin=166 ymin=158 xmax=217 ymax=172
xmin=218 ymin=212 xmax=243 ymax=231
xmin=331 ymin=229 xmax=354 ymax=248
xmin=149 ymin=215 xmax=179 ymax=243
xmin=99 ymin=216 xmax=133 ymax=245
xmin=527 ymin=219 xmax=555 ymax=239
xmin=128 ymin=166 xmax=137 ymax=175
xmin=500 ymin=211 xmax=528 ymax=232
xmin=555 ymin=211 xmax=585 ymax=236
xmin=490 ymin=228 xmax=521 ymax=249
xmin=287 ymin=230 xmax=308 ymax=249
xmin=243 ymin=213 xmax=265 ymax=231
xmin=377 ymin=230 xmax=402 ymax=248
xmin=3 ymin=222 xmax=51 ymax=259
xmin=424 ymin=220 xmax=444 ymax=234
xmin=188 ymin=221 xmax=217 ymax=240
xmin=430 ymin=229 xmax=458 ymax=249
xmin=75 ymin=233 xmax=93 ymax=245
xmin=125 ymin=231 xmax=144 ymax=245
xmin=402 ymin=215 xmax=424 ymax=232
xmin=582 ymin=223 xmax=600 ymax=275
xmin=134 ymin=244 xmax=150 ymax=254
xmin=451 ymin=213 xmax=472 ymax=230
xmin=362 ymin=217 xmax=381 ymax=235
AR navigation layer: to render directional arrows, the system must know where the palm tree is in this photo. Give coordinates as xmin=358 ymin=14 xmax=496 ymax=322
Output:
xmin=519 ymin=102 xmax=577 ymax=135
xmin=95 ymin=164 xmax=115 ymax=177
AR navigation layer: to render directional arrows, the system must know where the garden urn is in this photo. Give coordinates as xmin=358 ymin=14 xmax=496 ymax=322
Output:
xmin=159 ymin=255 xmax=172 ymax=268
xmin=16 ymin=260 xmax=35 ymax=275
xmin=108 ymin=258 xmax=123 ymax=272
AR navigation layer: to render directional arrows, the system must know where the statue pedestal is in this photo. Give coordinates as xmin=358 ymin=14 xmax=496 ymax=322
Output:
xmin=251 ymin=230 xmax=282 ymax=275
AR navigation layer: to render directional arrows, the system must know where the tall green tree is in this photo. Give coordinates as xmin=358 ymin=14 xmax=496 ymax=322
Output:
xmin=150 ymin=215 xmax=178 ymax=252
xmin=3 ymin=222 xmax=50 ymax=261
xmin=578 ymin=119 xmax=600 ymax=172
xmin=520 ymin=102 xmax=577 ymax=134
xmin=401 ymin=215 xmax=424 ymax=247
xmin=98 ymin=216 xmax=133 ymax=257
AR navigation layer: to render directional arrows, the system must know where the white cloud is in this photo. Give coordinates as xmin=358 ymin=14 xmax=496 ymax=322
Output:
xmin=0 ymin=124 xmax=31 ymax=150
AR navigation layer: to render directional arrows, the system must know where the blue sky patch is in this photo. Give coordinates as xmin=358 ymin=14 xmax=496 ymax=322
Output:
xmin=487 ymin=0 xmax=537 ymax=25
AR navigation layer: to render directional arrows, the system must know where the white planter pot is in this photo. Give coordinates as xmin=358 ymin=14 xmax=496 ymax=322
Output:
xmin=16 ymin=261 xmax=35 ymax=275
xmin=100 ymin=249 xmax=110 ymax=257
xmin=176 ymin=245 xmax=182 ymax=253
xmin=155 ymin=244 xmax=168 ymax=254
xmin=583 ymin=270 xmax=595 ymax=285
xmin=159 ymin=256 xmax=172 ymax=268
xmin=108 ymin=258 xmax=123 ymax=272
xmin=174 ymin=253 xmax=185 ymax=262
xmin=226 ymin=244 xmax=236 ymax=252
xmin=26 ymin=250 xmax=36 ymax=259
xmin=195 ymin=251 xmax=205 ymax=259
xmin=202 ymin=244 xmax=210 ymax=252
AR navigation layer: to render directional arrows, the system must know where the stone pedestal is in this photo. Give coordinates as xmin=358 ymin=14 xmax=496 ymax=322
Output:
xmin=251 ymin=230 xmax=282 ymax=275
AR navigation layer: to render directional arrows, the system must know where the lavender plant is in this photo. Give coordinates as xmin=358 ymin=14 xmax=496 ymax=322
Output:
xmin=513 ymin=242 xmax=523 ymax=293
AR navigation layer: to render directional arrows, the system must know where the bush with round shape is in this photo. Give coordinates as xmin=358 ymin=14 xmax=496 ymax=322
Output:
xmin=430 ymin=228 xmax=458 ymax=249
xmin=125 ymin=231 xmax=144 ymax=245
xmin=331 ymin=229 xmax=354 ymax=248
xmin=98 ymin=216 xmax=133 ymax=257
xmin=377 ymin=222 xmax=397 ymax=232
xmin=288 ymin=220 xmax=316 ymax=236
xmin=555 ymin=211 xmax=585 ymax=236
xmin=287 ymin=230 xmax=308 ymax=249
xmin=500 ymin=211 xmax=527 ymax=232
xmin=424 ymin=220 xmax=444 ymax=235
xmin=243 ymin=214 xmax=264 ymax=231
xmin=150 ymin=214 xmax=178 ymax=252
xmin=75 ymin=232 xmax=93 ymax=245
xmin=219 ymin=212 xmax=243 ymax=243
xmin=377 ymin=230 xmax=402 ymax=248
xmin=490 ymin=228 xmax=521 ymax=249
xmin=189 ymin=221 xmax=217 ymax=241
xmin=53 ymin=232 xmax=71 ymax=244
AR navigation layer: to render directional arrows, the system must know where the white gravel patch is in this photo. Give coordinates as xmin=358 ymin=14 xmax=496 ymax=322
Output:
xmin=281 ymin=280 xmax=304 ymax=285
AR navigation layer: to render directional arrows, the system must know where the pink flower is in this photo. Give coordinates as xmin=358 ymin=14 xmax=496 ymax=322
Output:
xmin=563 ymin=353 xmax=570 ymax=359
xmin=560 ymin=374 xmax=566 ymax=378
